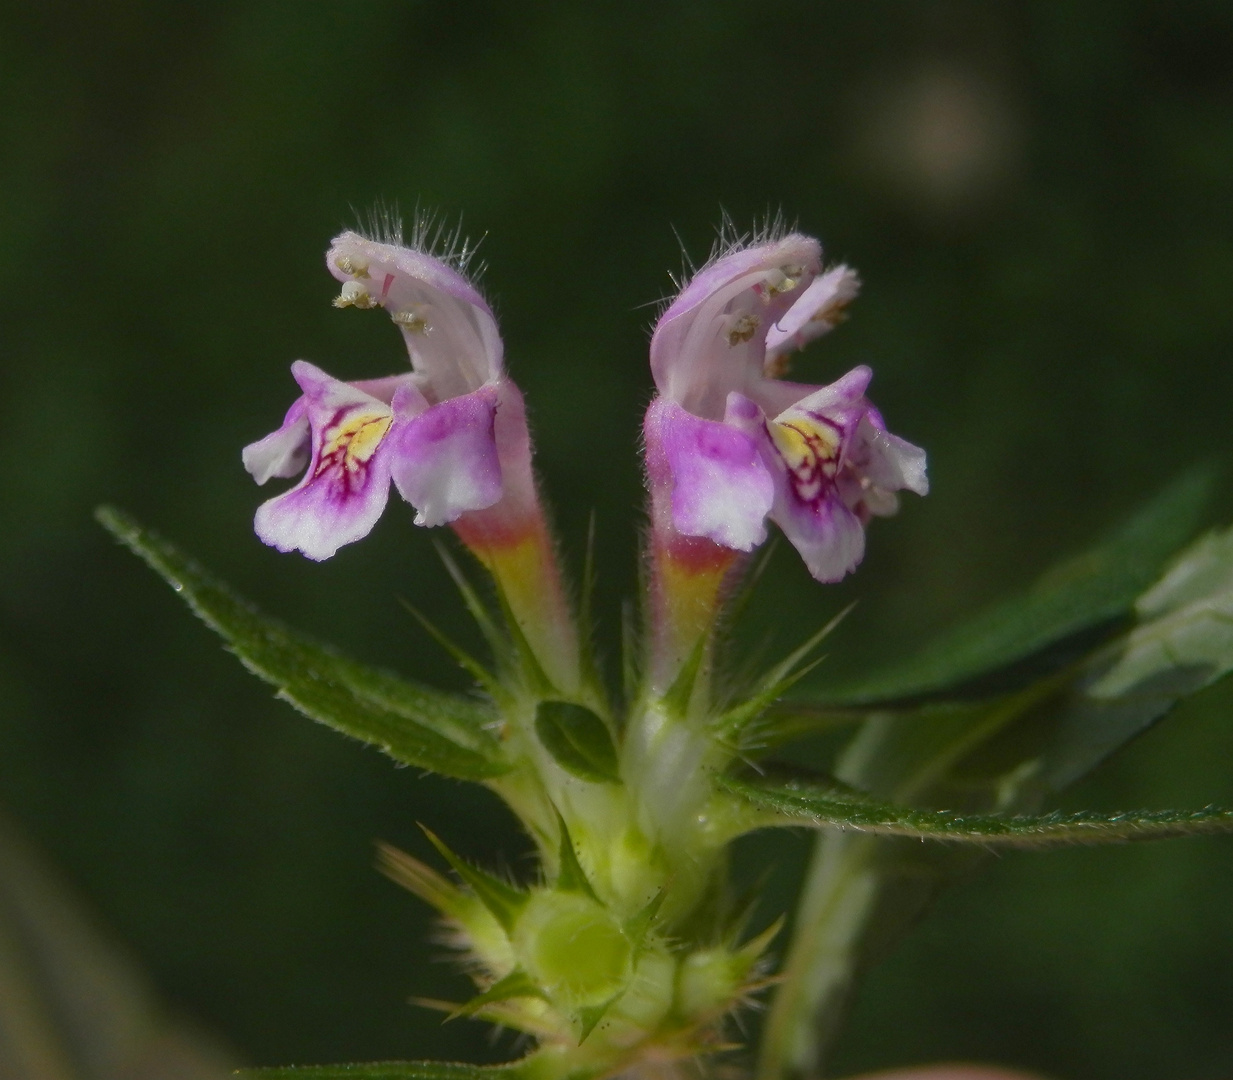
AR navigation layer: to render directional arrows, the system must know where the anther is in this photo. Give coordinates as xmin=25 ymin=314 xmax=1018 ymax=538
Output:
xmin=761 ymin=268 xmax=800 ymax=300
xmin=811 ymin=297 xmax=853 ymax=328
xmin=391 ymin=309 xmax=430 ymax=334
xmin=333 ymin=281 xmax=378 ymax=309
xmin=727 ymin=314 xmax=760 ymax=346
xmin=334 ymin=254 xmax=370 ymax=278
xmin=764 ymin=353 xmax=791 ymax=378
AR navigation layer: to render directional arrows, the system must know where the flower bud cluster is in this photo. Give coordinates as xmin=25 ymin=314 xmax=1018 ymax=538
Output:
xmin=388 ymin=842 xmax=771 ymax=1072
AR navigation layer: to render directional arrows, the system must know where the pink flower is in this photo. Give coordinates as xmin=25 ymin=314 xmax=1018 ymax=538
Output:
xmin=645 ymin=231 xmax=927 ymax=582
xmin=243 ymin=228 xmax=517 ymax=560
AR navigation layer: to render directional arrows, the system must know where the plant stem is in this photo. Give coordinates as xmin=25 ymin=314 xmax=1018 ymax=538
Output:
xmin=758 ymin=830 xmax=880 ymax=1080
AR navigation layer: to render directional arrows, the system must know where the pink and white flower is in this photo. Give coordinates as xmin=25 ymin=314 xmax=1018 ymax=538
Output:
xmin=645 ymin=231 xmax=927 ymax=582
xmin=243 ymin=229 xmax=516 ymax=561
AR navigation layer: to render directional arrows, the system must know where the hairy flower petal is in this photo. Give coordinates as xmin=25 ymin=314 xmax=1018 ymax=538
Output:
xmin=647 ymin=398 xmax=773 ymax=552
xmin=390 ymin=384 xmax=503 ymax=527
xmin=242 ymin=397 xmax=310 ymax=485
xmin=772 ymin=487 xmax=867 ymax=583
xmin=764 ymin=264 xmax=861 ymax=367
xmin=327 ymin=230 xmax=502 ymax=400
xmin=650 ymin=234 xmax=822 ymax=419
xmin=645 ymin=225 xmax=927 ymax=585
xmin=251 ymin=362 xmax=400 ymax=561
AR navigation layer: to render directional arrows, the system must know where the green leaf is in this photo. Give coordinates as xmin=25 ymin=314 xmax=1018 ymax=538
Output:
xmin=762 ymin=528 xmax=1233 ymax=1077
xmin=534 ymin=701 xmax=620 ymax=784
xmin=420 ymin=827 xmax=526 ymax=934
xmin=241 ymin=1062 xmax=529 ymax=1080
xmin=721 ymin=772 xmax=1233 ymax=845
xmin=96 ymin=507 xmax=507 ymax=781
xmin=817 ymin=468 xmax=1214 ymax=706
xmin=759 ymin=487 xmax=1233 ymax=1080
xmin=1033 ymin=523 xmax=1233 ymax=792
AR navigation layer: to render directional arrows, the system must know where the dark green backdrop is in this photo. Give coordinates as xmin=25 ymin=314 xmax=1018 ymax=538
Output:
xmin=3 ymin=3 xmax=1232 ymax=1077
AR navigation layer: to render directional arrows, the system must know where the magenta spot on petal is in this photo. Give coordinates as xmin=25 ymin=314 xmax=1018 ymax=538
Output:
xmin=416 ymin=406 xmax=459 ymax=441
xmin=696 ymin=424 xmax=755 ymax=464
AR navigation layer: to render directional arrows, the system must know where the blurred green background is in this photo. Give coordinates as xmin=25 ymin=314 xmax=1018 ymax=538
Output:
xmin=2 ymin=2 xmax=1233 ymax=1077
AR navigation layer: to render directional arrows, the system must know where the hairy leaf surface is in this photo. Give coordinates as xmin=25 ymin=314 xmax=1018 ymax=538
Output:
xmin=722 ymin=773 xmax=1233 ymax=845
xmin=98 ymin=507 xmax=506 ymax=780
xmin=815 ymin=469 xmax=1213 ymax=706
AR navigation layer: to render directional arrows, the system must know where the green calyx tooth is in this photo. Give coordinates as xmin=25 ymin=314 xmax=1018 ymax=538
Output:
xmin=449 ymin=968 xmax=546 ymax=1020
xmin=376 ymin=841 xmax=468 ymax=919
xmin=489 ymin=575 xmax=557 ymax=696
xmin=420 ymin=826 xmax=526 ymax=933
xmin=661 ymin=632 xmax=708 ymax=719
xmin=739 ymin=915 xmax=785 ymax=962
xmin=717 ymin=606 xmax=851 ymax=744
xmin=554 ymin=813 xmax=600 ymax=902
xmin=401 ymin=599 xmax=504 ymax=701
xmin=576 ymin=994 xmax=621 ymax=1043
xmin=433 ymin=541 xmax=510 ymax=666
xmin=623 ymin=890 xmax=664 ymax=954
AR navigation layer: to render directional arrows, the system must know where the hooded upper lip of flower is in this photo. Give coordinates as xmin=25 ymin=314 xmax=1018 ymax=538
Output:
xmin=327 ymin=229 xmax=503 ymax=402
xmin=645 ymin=229 xmax=928 ymax=582
xmin=241 ymin=229 xmax=510 ymax=560
xmin=650 ymin=233 xmax=837 ymax=422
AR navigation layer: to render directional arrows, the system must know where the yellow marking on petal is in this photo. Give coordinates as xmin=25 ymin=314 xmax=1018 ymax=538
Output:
xmin=334 ymin=253 xmax=370 ymax=278
xmin=770 ymin=417 xmax=837 ymax=466
xmin=315 ymin=410 xmax=392 ymax=478
xmin=333 ymin=280 xmax=378 ymax=309
xmin=769 ymin=414 xmax=842 ymax=502
xmin=727 ymin=313 xmax=760 ymax=346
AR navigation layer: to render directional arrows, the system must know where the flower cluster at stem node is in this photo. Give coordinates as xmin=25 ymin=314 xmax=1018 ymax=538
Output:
xmin=240 ymin=217 xmax=930 ymax=1080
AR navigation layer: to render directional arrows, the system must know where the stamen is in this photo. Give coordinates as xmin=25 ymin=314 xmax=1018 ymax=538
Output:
xmin=334 ymin=253 xmax=370 ymax=278
xmin=333 ymin=281 xmax=378 ymax=309
xmin=391 ymin=308 xmax=430 ymax=334
xmin=727 ymin=314 xmax=760 ymax=346
xmin=764 ymin=353 xmax=791 ymax=378
xmin=760 ymin=266 xmax=803 ymax=300
xmin=811 ymin=297 xmax=853 ymax=328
